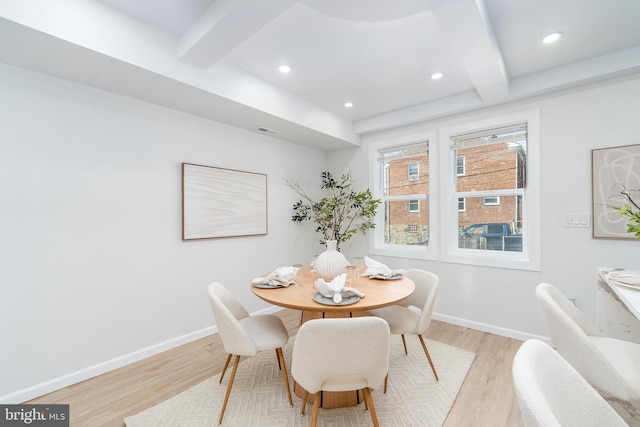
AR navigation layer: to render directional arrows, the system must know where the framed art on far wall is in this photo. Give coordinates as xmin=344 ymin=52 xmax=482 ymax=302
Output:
xmin=591 ymin=144 xmax=640 ymax=239
xmin=182 ymin=163 xmax=267 ymax=240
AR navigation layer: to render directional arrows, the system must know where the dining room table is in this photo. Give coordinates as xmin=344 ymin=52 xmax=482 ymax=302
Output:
xmin=251 ymin=265 xmax=415 ymax=408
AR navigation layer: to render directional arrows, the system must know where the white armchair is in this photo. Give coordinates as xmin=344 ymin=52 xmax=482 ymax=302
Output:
xmin=536 ymin=282 xmax=640 ymax=425
xmin=368 ymin=268 xmax=439 ymax=383
xmin=207 ymin=282 xmax=293 ymax=425
xmin=291 ymin=317 xmax=390 ymax=427
xmin=513 ymin=339 xmax=627 ymax=427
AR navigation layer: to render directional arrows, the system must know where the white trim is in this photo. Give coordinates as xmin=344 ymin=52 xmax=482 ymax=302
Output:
xmin=0 ymin=305 xmax=280 ymax=404
xmin=432 ymin=312 xmax=550 ymax=344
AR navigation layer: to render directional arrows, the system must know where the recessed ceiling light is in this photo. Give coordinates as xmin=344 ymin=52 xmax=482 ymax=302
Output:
xmin=542 ymin=32 xmax=563 ymax=44
xmin=278 ymin=65 xmax=291 ymax=73
xmin=344 ymin=102 xmax=354 ymax=108
xmin=431 ymin=72 xmax=443 ymax=80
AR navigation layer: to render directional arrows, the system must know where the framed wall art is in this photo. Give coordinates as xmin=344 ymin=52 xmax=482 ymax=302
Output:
xmin=591 ymin=144 xmax=640 ymax=239
xmin=182 ymin=163 xmax=267 ymax=240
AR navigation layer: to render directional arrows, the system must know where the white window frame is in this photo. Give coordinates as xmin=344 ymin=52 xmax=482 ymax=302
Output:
xmin=482 ymin=196 xmax=500 ymax=206
xmin=456 ymin=155 xmax=465 ymax=176
xmin=439 ymin=109 xmax=541 ymax=271
xmin=408 ymin=199 xmax=420 ymax=212
xmin=408 ymin=162 xmax=419 ymax=181
xmin=368 ymin=131 xmax=437 ymax=260
xmin=458 ymin=197 xmax=466 ymax=212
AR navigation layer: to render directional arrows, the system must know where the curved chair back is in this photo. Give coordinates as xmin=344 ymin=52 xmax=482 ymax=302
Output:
xmin=292 ymin=317 xmax=390 ymax=394
xmin=513 ymin=339 xmax=627 ymax=427
xmin=207 ymin=282 xmax=257 ymax=356
xmin=535 ymin=283 xmax=626 ymax=395
xmin=402 ymin=268 xmax=439 ymax=334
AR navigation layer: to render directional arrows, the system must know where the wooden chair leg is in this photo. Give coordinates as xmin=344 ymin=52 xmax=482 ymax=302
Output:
xmin=274 ymin=349 xmax=282 ymax=371
xmin=219 ymin=354 xmax=232 ymax=384
xmin=276 ymin=347 xmax=293 ymax=407
xmin=418 ymin=335 xmax=439 ymax=381
xmin=301 ymin=391 xmax=309 ymax=415
xmin=362 ymin=387 xmax=379 ymax=427
xmin=401 ymin=334 xmax=408 ymax=354
xmin=218 ymin=355 xmax=240 ymax=425
xmin=311 ymin=392 xmax=321 ymax=427
xmin=384 ymin=373 xmax=388 ymax=393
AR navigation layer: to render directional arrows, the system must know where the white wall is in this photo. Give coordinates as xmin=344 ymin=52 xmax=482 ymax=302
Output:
xmin=0 ymin=63 xmax=327 ymax=402
xmin=332 ymin=74 xmax=640 ymax=341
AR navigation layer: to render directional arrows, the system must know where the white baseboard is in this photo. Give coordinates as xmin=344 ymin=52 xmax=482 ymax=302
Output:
xmin=432 ymin=312 xmax=551 ymax=344
xmin=0 ymin=325 xmax=218 ymax=404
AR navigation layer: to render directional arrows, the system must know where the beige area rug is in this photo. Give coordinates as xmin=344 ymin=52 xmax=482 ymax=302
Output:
xmin=124 ymin=335 xmax=475 ymax=427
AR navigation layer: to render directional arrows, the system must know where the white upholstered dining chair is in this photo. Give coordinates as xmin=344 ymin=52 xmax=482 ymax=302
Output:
xmin=368 ymin=268 xmax=439 ymax=384
xmin=291 ymin=317 xmax=390 ymax=427
xmin=207 ymin=282 xmax=293 ymax=425
xmin=536 ymin=282 xmax=640 ymax=425
xmin=513 ymin=339 xmax=627 ymax=427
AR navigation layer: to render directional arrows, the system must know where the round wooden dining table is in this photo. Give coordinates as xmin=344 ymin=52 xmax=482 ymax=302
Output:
xmin=251 ymin=265 xmax=415 ymax=409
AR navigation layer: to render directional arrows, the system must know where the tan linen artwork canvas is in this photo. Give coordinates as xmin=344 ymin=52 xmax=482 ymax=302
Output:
xmin=592 ymin=144 xmax=640 ymax=239
xmin=182 ymin=163 xmax=267 ymax=240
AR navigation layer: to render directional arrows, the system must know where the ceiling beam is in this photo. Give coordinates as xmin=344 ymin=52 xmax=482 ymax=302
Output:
xmin=178 ymin=0 xmax=297 ymax=69
xmin=429 ymin=0 xmax=509 ymax=102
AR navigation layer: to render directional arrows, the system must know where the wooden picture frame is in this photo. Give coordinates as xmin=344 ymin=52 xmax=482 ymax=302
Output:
xmin=182 ymin=163 xmax=267 ymax=240
xmin=591 ymin=144 xmax=640 ymax=239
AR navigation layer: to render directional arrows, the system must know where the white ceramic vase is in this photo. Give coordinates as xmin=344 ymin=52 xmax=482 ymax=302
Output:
xmin=314 ymin=240 xmax=348 ymax=280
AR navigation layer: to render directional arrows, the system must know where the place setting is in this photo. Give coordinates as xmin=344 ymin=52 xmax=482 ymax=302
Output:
xmin=360 ymin=256 xmax=405 ymax=280
xmin=251 ymin=265 xmax=301 ymax=288
xmin=312 ymin=271 xmax=365 ymax=306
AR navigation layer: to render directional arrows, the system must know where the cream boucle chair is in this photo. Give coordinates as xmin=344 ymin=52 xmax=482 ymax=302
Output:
xmin=536 ymin=282 xmax=640 ymax=425
xmin=207 ymin=282 xmax=293 ymax=425
xmin=513 ymin=339 xmax=627 ymax=427
xmin=291 ymin=317 xmax=390 ymax=427
xmin=368 ymin=268 xmax=439 ymax=383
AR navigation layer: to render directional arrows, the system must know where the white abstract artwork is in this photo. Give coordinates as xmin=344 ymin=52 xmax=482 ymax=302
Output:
xmin=182 ymin=163 xmax=267 ymax=240
xmin=592 ymin=144 xmax=640 ymax=239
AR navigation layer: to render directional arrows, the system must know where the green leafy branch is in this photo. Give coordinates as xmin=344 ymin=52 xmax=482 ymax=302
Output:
xmin=284 ymin=171 xmax=381 ymax=250
xmin=611 ymin=184 xmax=640 ymax=239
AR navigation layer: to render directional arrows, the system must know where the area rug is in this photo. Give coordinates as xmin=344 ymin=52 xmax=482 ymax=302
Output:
xmin=124 ymin=335 xmax=475 ymax=427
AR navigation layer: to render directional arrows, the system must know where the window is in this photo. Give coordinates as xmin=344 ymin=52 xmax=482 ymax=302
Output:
xmin=483 ymin=196 xmax=500 ymax=206
xmin=440 ymin=110 xmax=541 ymax=270
xmin=368 ymin=110 xmax=539 ymax=270
xmin=408 ymin=162 xmax=419 ymax=180
xmin=369 ymin=137 xmax=433 ymax=259
xmin=458 ymin=197 xmax=466 ymax=212
xmin=456 ymin=156 xmax=465 ymax=176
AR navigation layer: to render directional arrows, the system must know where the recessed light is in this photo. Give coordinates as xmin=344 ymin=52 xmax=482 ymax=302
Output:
xmin=344 ymin=102 xmax=354 ymax=108
xmin=542 ymin=32 xmax=563 ymax=44
xmin=278 ymin=65 xmax=291 ymax=73
xmin=431 ymin=72 xmax=443 ymax=80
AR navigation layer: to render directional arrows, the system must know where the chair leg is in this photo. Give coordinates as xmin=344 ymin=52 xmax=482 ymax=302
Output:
xmin=276 ymin=347 xmax=293 ymax=407
xmin=384 ymin=373 xmax=388 ymax=393
xmin=219 ymin=354 xmax=232 ymax=384
xmin=401 ymin=334 xmax=408 ymax=354
xmin=218 ymin=355 xmax=240 ymax=425
xmin=301 ymin=391 xmax=309 ymax=415
xmin=418 ymin=335 xmax=439 ymax=381
xmin=274 ymin=349 xmax=282 ymax=371
xmin=362 ymin=387 xmax=379 ymax=427
xmin=311 ymin=392 xmax=321 ymax=427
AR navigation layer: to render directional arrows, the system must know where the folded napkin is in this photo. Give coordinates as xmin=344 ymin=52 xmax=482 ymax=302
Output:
xmin=314 ymin=273 xmax=365 ymax=303
xmin=608 ymin=270 xmax=640 ymax=286
xmin=252 ymin=265 xmax=299 ymax=288
xmin=361 ymin=256 xmax=405 ymax=279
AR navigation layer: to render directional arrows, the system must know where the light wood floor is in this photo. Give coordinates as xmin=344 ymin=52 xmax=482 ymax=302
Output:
xmin=28 ymin=310 xmax=525 ymax=426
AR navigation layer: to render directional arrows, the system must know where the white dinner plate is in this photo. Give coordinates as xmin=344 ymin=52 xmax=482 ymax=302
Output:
xmin=312 ymin=293 xmax=360 ymax=306
xmin=252 ymin=282 xmax=285 ymax=289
